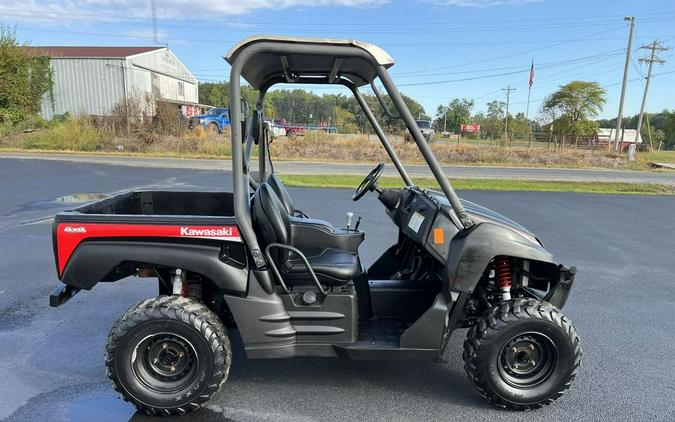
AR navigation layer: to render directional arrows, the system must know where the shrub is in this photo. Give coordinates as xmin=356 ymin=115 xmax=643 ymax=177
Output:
xmin=19 ymin=117 xmax=111 ymax=151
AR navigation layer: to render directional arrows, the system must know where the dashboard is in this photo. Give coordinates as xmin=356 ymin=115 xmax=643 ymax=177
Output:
xmin=389 ymin=188 xmax=460 ymax=262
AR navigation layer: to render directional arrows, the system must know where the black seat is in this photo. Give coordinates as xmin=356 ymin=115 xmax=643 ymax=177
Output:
xmin=267 ymin=173 xmax=307 ymax=217
xmin=268 ymin=172 xmax=343 ymax=235
xmin=252 ymin=183 xmax=360 ymax=287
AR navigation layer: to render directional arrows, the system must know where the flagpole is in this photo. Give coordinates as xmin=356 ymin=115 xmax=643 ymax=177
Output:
xmin=526 ymin=59 xmax=534 ymax=147
xmin=525 ymin=84 xmax=532 ymax=120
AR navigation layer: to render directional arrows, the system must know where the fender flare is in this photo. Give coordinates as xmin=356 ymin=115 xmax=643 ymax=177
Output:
xmin=61 ymin=240 xmax=248 ymax=295
xmin=447 ymin=222 xmax=555 ymax=293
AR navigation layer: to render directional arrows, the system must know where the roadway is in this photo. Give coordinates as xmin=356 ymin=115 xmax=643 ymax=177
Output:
xmin=1 ymin=157 xmax=674 ymax=421
xmin=2 ymin=152 xmax=675 ymax=185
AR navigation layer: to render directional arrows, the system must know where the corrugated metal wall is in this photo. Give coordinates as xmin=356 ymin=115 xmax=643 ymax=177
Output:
xmin=127 ymin=49 xmax=198 ymax=104
xmin=40 ymin=49 xmax=199 ymax=119
xmin=41 ymin=58 xmax=125 ymax=119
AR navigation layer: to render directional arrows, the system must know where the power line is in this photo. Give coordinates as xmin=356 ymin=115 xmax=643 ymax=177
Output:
xmin=14 ymin=24 xmax=674 ymax=49
xmin=501 ymin=54 xmax=626 ymax=90
xmin=4 ymin=7 xmax=675 ymax=27
xmin=396 ymin=50 xmax=625 ymax=87
xmin=392 ymin=26 xmax=626 ymax=76
xmin=393 ymin=49 xmax=624 ymax=79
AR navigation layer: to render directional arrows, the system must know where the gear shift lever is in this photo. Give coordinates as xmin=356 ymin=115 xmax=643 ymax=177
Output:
xmin=345 ymin=211 xmax=354 ymax=230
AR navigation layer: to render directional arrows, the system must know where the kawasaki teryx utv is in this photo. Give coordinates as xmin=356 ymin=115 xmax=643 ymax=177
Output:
xmin=50 ymin=36 xmax=581 ymax=415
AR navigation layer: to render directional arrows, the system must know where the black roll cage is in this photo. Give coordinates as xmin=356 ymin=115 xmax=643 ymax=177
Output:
xmin=227 ymin=38 xmax=473 ymax=269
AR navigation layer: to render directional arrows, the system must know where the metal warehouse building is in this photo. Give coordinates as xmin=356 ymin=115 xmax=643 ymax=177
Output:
xmin=25 ymin=46 xmax=199 ymax=119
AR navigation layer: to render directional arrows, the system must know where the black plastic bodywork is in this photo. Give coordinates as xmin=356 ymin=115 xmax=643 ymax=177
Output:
xmin=62 ymin=240 xmax=248 ymax=294
xmin=446 ymin=222 xmax=554 ymax=294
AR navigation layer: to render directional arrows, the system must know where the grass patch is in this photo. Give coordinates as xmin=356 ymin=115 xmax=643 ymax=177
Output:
xmin=268 ymin=136 xmax=642 ymax=169
xmin=280 ymin=174 xmax=675 ymax=195
xmin=2 ymin=117 xmax=672 ymax=172
xmin=10 ymin=118 xmax=111 ymax=151
xmin=640 ymin=150 xmax=675 ymax=163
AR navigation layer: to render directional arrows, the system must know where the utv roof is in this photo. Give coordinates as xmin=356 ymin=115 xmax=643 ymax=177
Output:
xmin=225 ymin=35 xmax=395 ymax=89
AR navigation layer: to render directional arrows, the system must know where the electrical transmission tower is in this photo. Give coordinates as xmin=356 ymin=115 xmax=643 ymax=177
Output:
xmin=632 ymin=40 xmax=669 ymax=157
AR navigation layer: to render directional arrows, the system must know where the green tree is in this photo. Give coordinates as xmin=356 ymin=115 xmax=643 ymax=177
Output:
xmin=509 ymin=112 xmax=532 ymax=139
xmin=0 ymin=25 xmax=53 ymax=121
xmin=663 ymin=110 xmax=675 ymax=149
xmin=474 ymin=100 xmax=505 ymax=139
xmin=197 ymin=80 xmax=429 ymax=134
xmin=198 ymin=82 xmax=229 ymax=107
xmin=198 ymin=82 xmax=257 ymax=109
xmin=333 ymin=105 xmax=358 ymax=133
xmin=434 ymin=98 xmax=474 ymax=133
xmin=486 ymin=100 xmax=505 ymax=118
xmin=652 ymin=128 xmax=665 ymax=148
xmin=542 ymin=81 xmax=606 ymax=135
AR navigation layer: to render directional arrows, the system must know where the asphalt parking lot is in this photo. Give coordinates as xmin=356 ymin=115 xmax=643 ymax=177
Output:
xmin=1 ymin=157 xmax=674 ymax=421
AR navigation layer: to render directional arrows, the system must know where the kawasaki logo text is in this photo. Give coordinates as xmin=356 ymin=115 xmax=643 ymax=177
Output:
xmin=180 ymin=227 xmax=233 ymax=237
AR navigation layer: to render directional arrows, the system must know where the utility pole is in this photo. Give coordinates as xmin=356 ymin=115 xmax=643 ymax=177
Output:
xmin=613 ymin=16 xmax=636 ymax=151
xmin=502 ymin=86 xmax=516 ymax=145
xmin=633 ymin=40 xmax=669 ymax=157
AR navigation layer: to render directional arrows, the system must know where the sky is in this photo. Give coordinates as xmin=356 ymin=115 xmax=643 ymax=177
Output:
xmin=4 ymin=0 xmax=675 ymax=120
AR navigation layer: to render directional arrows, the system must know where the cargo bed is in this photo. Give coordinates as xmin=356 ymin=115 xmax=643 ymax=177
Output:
xmin=52 ymin=191 xmax=245 ymax=291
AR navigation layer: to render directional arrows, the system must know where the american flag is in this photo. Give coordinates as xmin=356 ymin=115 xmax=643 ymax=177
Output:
xmin=529 ymin=60 xmax=535 ymax=88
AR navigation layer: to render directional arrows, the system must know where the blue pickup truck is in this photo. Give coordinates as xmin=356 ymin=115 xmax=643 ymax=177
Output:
xmin=190 ymin=107 xmax=230 ymax=132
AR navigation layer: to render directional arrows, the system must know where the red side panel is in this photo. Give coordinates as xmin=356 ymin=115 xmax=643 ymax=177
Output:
xmin=55 ymin=223 xmax=241 ymax=276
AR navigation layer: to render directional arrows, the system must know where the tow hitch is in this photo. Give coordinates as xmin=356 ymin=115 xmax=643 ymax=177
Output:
xmin=49 ymin=283 xmax=81 ymax=307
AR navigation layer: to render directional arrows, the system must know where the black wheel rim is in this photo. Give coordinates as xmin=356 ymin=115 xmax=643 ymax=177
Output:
xmin=497 ymin=332 xmax=557 ymax=388
xmin=131 ymin=333 xmax=199 ymax=394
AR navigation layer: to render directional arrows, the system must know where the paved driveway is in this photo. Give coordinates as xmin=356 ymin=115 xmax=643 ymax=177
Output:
xmin=1 ymin=158 xmax=674 ymax=421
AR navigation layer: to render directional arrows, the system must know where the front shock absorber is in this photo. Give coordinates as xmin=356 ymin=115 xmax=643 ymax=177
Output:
xmin=494 ymin=256 xmax=513 ymax=301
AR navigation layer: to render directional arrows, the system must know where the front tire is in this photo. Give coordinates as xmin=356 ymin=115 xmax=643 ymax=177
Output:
xmin=105 ymin=296 xmax=231 ymax=416
xmin=209 ymin=122 xmax=220 ymax=133
xmin=463 ymin=299 xmax=581 ymax=410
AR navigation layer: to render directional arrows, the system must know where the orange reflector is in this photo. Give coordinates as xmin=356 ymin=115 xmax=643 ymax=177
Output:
xmin=433 ymin=227 xmax=444 ymax=244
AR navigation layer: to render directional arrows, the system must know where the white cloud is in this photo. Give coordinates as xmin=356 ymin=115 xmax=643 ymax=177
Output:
xmin=429 ymin=0 xmax=541 ymax=7
xmin=125 ymin=29 xmax=167 ymax=39
xmin=1 ymin=0 xmax=389 ymax=23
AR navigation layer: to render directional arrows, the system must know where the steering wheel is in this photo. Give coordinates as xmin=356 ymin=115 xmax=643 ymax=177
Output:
xmin=353 ymin=163 xmax=385 ymax=201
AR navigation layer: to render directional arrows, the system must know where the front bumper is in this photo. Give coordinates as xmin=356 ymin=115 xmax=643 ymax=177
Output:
xmin=544 ymin=265 xmax=576 ymax=309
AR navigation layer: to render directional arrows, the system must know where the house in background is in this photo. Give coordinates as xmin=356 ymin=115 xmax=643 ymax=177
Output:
xmin=597 ymin=128 xmax=643 ymax=149
xmin=25 ymin=46 xmax=201 ymax=119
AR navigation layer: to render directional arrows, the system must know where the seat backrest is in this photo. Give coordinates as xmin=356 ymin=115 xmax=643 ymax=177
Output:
xmin=267 ymin=173 xmax=296 ymax=215
xmin=251 ymin=109 xmax=264 ymax=145
xmin=251 ymin=182 xmax=292 ymax=262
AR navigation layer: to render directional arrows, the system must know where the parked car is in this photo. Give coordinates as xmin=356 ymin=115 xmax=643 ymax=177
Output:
xmin=191 ymin=107 xmax=230 ymax=133
xmin=405 ymin=120 xmax=435 ymax=142
xmin=265 ymin=120 xmax=286 ymax=138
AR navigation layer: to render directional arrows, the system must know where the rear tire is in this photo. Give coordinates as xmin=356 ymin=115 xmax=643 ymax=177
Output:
xmin=209 ymin=122 xmax=220 ymax=133
xmin=463 ymin=299 xmax=581 ymax=410
xmin=105 ymin=296 xmax=231 ymax=416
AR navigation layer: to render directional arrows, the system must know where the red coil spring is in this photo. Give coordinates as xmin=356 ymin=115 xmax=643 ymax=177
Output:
xmin=494 ymin=256 xmax=513 ymax=290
